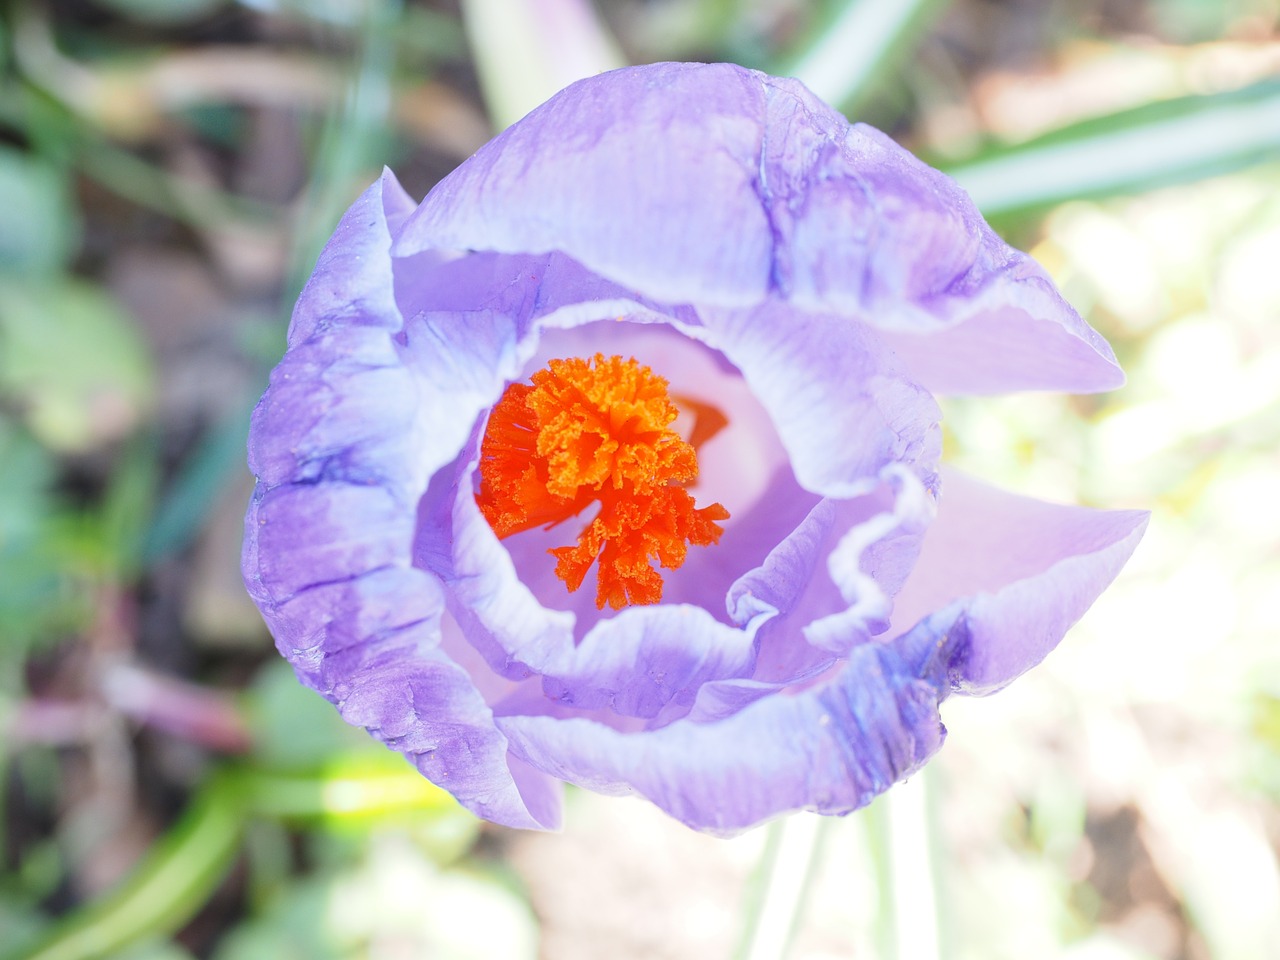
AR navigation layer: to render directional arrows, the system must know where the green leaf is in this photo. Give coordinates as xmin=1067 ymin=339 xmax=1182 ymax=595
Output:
xmin=0 ymin=148 xmax=78 ymax=275
xmin=0 ymin=896 xmax=48 ymax=957
xmin=114 ymin=942 xmax=198 ymax=960
xmin=97 ymin=433 xmax=161 ymax=581
xmin=141 ymin=399 xmax=251 ymax=565
xmin=0 ymin=277 xmax=153 ymax=453
xmin=90 ymin=0 xmax=223 ymax=23
xmin=942 ymin=80 xmax=1280 ymax=219
xmin=0 ymin=419 xmax=82 ymax=658
xmin=244 ymin=660 xmax=372 ymax=772
xmin=460 ymin=0 xmax=625 ymax=130
xmin=780 ymin=0 xmax=951 ymax=115
xmin=0 ymin=777 xmax=243 ymax=960
xmin=231 ymin=754 xmax=464 ymax=830
xmin=212 ymin=843 xmax=535 ymax=960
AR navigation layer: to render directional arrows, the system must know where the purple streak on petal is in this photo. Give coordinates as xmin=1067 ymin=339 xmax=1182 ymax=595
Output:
xmin=251 ymin=483 xmax=413 ymax=602
xmin=252 ymin=562 xmax=441 ymax=693
xmin=755 ymin=107 xmax=1122 ymax=392
xmin=247 ymin=327 xmax=421 ymax=492
xmin=245 ymin=479 xmax=558 ymax=828
xmin=244 ymin=172 xmax=562 ymax=830
xmin=499 ymin=626 xmax=950 ymax=834
xmin=394 ymin=63 xmax=1119 ymax=392
xmin=891 ymin=469 xmax=1149 ymax=694
xmin=396 ymin=62 xmax=775 ymax=307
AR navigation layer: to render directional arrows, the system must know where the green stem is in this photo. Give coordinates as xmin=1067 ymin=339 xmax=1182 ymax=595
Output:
xmin=2 ymin=775 xmax=244 ymax=960
xmin=863 ymin=774 xmax=941 ymax=960
xmin=884 ymin=775 xmax=940 ymax=960
xmin=781 ymin=0 xmax=952 ymax=115
xmin=737 ymin=814 xmax=828 ymax=960
xmin=286 ymin=0 xmax=402 ymax=302
xmin=230 ymin=760 xmax=458 ymax=824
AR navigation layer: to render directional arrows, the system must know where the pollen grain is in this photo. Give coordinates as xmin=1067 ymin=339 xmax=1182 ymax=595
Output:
xmin=476 ymin=354 xmax=729 ymax=610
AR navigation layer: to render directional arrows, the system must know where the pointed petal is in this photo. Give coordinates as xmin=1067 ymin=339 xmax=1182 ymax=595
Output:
xmin=289 ymin=169 xmax=415 ymax=346
xmin=890 ymin=469 xmax=1149 ymax=694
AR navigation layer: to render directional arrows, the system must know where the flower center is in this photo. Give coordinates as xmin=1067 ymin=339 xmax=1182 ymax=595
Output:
xmin=476 ymin=353 xmax=730 ymax=610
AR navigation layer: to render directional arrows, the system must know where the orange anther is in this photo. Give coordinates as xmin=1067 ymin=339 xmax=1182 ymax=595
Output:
xmin=476 ymin=354 xmax=729 ymax=609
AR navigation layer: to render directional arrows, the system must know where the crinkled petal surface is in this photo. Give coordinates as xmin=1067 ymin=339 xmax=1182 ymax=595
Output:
xmin=396 ymin=61 xmax=1122 ymax=394
xmin=245 ymin=173 xmax=558 ymax=829
xmin=243 ymin=61 xmax=1145 ymax=834
xmin=497 ymin=468 xmax=1146 ymax=832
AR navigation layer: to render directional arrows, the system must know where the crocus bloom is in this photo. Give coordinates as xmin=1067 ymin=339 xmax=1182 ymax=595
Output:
xmin=243 ymin=62 xmax=1147 ymax=834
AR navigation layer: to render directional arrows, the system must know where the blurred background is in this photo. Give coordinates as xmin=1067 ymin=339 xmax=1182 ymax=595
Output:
xmin=1 ymin=1 xmax=1278 ymax=958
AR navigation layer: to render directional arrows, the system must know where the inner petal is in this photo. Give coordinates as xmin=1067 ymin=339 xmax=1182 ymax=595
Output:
xmin=495 ymin=320 xmax=800 ymax=636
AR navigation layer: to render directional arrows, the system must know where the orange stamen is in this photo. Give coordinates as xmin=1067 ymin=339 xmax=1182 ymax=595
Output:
xmin=476 ymin=354 xmax=729 ymax=610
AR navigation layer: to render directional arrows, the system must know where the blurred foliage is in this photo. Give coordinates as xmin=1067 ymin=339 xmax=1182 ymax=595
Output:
xmin=0 ymin=146 xmax=77 ymax=273
xmin=0 ymin=0 xmax=1277 ymax=958
xmin=0 ymin=420 xmax=69 ymax=660
xmin=0 ymin=278 xmax=152 ymax=453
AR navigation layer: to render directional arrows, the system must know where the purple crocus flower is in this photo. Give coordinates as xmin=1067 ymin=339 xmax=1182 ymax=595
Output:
xmin=243 ymin=62 xmax=1147 ymax=834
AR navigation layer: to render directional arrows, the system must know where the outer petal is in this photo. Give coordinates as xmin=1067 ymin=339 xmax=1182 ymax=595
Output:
xmin=395 ymin=61 xmax=1120 ymax=393
xmin=289 ymin=168 xmax=416 ymax=345
xmin=498 ymin=470 xmax=1146 ymax=831
xmin=889 ymin=469 xmax=1150 ymax=694
xmin=498 ymin=624 xmax=950 ymax=835
xmin=244 ymin=172 xmax=558 ymax=829
xmin=873 ymin=289 xmax=1124 ymax=395
xmin=779 ymin=121 xmax=1122 ymax=394
xmin=396 ymin=63 xmax=776 ymax=308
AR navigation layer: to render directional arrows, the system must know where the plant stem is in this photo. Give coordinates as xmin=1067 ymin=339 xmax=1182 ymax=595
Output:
xmin=885 ymin=774 xmax=940 ymax=960
xmin=737 ymin=814 xmax=828 ymax=960
xmin=1 ymin=775 xmax=244 ymax=960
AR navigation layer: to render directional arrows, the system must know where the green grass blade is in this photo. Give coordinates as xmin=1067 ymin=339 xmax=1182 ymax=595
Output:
xmin=141 ymin=400 xmax=251 ymax=565
xmin=1 ymin=777 xmax=244 ymax=960
xmin=146 ymin=1 xmax=404 ymax=566
xmin=460 ymin=0 xmax=625 ymax=130
xmin=944 ymin=79 xmax=1280 ymax=218
xmin=781 ymin=0 xmax=952 ymax=114
xmin=286 ymin=0 xmax=403 ymax=301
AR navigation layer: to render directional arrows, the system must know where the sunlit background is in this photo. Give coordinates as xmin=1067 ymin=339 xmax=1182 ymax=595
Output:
xmin=1 ymin=1 xmax=1278 ymax=959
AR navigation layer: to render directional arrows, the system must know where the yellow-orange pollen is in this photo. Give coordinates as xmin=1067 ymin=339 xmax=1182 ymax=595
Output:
xmin=476 ymin=354 xmax=730 ymax=610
